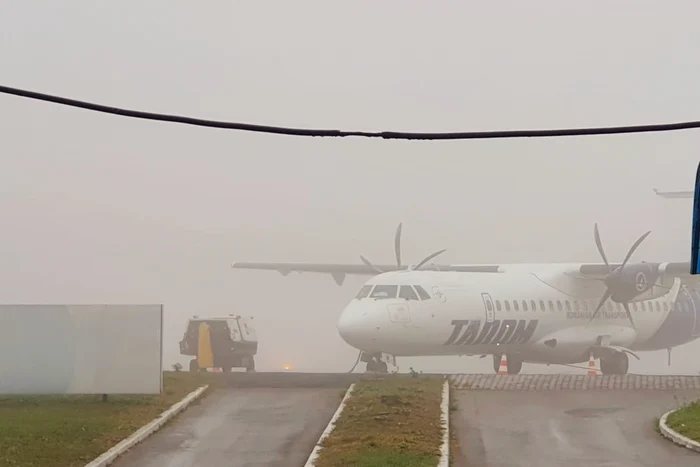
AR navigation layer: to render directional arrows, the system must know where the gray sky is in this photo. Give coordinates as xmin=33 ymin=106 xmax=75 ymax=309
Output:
xmin=1 ymin=1 xmax=700 ymax=374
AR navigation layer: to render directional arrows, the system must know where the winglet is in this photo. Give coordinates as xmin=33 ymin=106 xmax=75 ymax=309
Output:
xmin=692 ymin=162 xmax=700 ymax=274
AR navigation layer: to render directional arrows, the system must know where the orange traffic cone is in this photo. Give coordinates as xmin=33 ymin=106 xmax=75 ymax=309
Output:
xmin=498 ymin=354 xmax=508 ymax=375
xmin=587 ymin=353 xmax=598 ymax=376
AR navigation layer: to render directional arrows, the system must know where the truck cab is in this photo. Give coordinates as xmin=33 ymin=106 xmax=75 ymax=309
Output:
xmin=179 ymin=314 xmax=258 ymax=372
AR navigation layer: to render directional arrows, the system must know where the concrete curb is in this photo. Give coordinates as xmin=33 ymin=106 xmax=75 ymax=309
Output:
xmin=304 ymin=383 xmax=355 ymax=467
xmin=84 ymin=385 xmax=209 ymax=467
xmin=659 ymin=408 xmax=700 ymax=453
xmin=438 ymin=379 xmax=450 ymax=467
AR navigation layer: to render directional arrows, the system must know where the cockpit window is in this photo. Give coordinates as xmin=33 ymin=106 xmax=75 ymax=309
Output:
xmin=398 ymin=285 xmax=419 ymax=300
xmin=414 ymin=285 xmax=431 ymax=300
xmin=369 ymin=285 xmax=398 ymax=299
xmin=355 ymin=285 xmax=372 ymax=299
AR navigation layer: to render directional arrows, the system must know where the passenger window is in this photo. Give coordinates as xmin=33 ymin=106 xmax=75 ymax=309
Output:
xmin=398 ymin=285 xmax=419 ymax=301
xmin=486 ymin=300 xmax=493 ymax=312
xmin=355 ymin=285 xmax=372 ymax=299
xmin=414 ymin=285 xmax=431 ymax=300
xmin=557 ymin=300 xmax=562 ymax=311
xmin=522 ymin=300 xmax=528 ymax=311
xmin=539 ymin=300 xmax=545 ymax=311
xmin=369 ymin=285 xmax=398 ymax=299
xmin=513 ymin=301 xmax=519 ymax=311
xmin=495 ymin=300 xmax=502 ymax=311
xmin=530 ymin=300 xmax=537 ymax=311
xmin=549 ymin=300 xmax=554 ymax=311
xmin=505 ymin=301 xmax=511 ymax=311
xmin=655 ymin=301 xmax=660 ymax=312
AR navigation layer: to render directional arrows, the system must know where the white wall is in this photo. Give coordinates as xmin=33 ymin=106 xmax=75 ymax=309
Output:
xmin=0 ymin=305 xmax=162 ymax=394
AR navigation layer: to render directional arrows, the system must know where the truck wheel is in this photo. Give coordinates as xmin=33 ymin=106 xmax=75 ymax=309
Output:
xmin=189 ymin=359 xmax=198 ymax=372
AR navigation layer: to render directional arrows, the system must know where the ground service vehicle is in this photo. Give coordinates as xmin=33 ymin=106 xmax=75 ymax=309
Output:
xmin=179 ymin=315 xmax=258 ymax=372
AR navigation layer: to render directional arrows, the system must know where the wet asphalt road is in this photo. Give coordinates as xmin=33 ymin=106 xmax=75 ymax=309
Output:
xmin=451 ymin=390 xmax=700 ymax=467
xmin=111 ymin=388 xmax=343 ymax=467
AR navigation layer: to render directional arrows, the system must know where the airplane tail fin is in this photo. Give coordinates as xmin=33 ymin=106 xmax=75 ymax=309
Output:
xmin=691 ymin=161 xmax=700 ymax=274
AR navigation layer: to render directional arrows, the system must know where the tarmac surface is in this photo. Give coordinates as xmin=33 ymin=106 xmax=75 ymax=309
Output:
xmin=108 ymin=373 xmax=700 ymax=467
xmin=451 ymin=389 xmax=700 ymax=467
xmin=110 ymin=387 xmax=344 ymax=467
xmin=449 ymin=373 xmax=700 ymax=390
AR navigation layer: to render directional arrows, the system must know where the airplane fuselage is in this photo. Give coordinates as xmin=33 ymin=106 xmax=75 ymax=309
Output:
xmin=337 ymin=267 xmax=700 ymax=366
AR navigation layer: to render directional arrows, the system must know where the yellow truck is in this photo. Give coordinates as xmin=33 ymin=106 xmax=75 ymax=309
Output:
xmin=179 ymin=314 xmax=258 ymax=372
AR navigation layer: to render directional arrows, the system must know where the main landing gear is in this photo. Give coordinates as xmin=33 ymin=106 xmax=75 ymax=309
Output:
xmin=599 ymin=352 xmax=629 ymax=375
xmin=492 ymin=354 xmax=523 ymax=375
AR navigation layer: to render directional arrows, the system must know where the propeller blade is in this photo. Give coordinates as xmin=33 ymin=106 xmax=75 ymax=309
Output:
xmin=360 ymin=255 xmax=384 ymax=273
xmin=587 ymin=288 xmax=612 ymax=326
xmin=594 ymin=223 xmax=611 ymax=272
xmin=394 ymin=223 xmax=403 ymax=268
xmin=619 ymin=230 xmax=652 ymax=271
xmin=621 ymin=301 xmax=636 ymax=329
xmin=413 ymin=249 xmax=447 ymax=271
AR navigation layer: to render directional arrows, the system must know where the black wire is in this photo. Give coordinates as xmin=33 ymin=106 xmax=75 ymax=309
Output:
xmin=3 ymin=83 xmax=700 ymax=140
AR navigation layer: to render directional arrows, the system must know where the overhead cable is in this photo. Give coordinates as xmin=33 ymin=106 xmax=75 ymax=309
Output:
xmin=2 ymin=84 xmax=700 ymax=140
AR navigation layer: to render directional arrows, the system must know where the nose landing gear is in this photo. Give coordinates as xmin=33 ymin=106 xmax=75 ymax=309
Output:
xmin=361 ymin=351 xmax=394 ymax=373
xmin=366 ymin=357 xmax=388 ymax=373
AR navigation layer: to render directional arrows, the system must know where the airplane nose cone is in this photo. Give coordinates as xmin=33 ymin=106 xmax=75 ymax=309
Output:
xmin=337 ymin=302 xmax=381 ymax=351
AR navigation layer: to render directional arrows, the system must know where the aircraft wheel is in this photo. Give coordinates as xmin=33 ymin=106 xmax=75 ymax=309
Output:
xmin=507 ymin=358 xmax=522 ymax=375
xmin=600 ymin=352 xmax=629 ymax=375
xmin=246 ymin=358 xmax=256 ymax=372
xmin=365 ymin=359 xmax=388 ymax=373
xmin=189 ymin=359 xmax=198 ymax=372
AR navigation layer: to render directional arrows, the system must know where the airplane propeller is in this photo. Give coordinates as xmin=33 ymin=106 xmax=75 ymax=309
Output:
xmin=360 ymin=222 xmax=446 ymax=273
xmin=587 ymin=223 xmax=652 ymax=330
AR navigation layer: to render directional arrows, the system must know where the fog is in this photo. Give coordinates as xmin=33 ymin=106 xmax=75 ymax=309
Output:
xmin=1 ymin=1 xmax=699 ymax=375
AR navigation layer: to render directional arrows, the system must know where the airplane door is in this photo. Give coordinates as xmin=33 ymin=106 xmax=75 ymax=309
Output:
xmin=481 ymin=293 xmax=495 ymax=323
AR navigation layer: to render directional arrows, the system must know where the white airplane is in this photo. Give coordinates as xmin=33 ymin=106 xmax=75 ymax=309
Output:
xmin=232 ymin=223 xmax=700 ymax=375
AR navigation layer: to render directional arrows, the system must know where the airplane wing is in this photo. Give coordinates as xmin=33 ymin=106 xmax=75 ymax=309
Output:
xmin=231 ymin=262 xmax=501 ymax=285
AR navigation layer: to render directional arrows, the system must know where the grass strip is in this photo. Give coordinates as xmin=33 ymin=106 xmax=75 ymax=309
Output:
xmin=666 ymin=399 xmax=700 ymax=443
xmin=0 ymin=371 xmax=219 ymax=467
xmin=315 ymin=375 xmax=445 ymax=467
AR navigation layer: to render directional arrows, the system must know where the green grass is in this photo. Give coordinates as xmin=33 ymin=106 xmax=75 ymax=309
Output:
xmin=0 ymin=371 xmax=219 ymax=467
xmin=666 ymin=399 xmax=700 ymax=442
xmin=314 ymin=375 xmax=445 ymax=467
